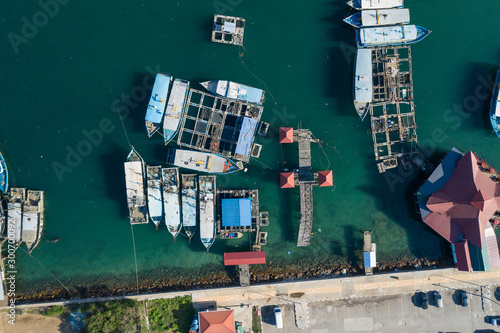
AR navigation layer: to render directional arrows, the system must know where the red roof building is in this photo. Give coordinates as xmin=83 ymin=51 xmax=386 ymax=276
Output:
xmin=198 ymin=310 xmax=235 ymax=333
xmin=280 ymin=172 xmax=295 ymax=188
xmin=318 ymin=170 xmax=333 ymax=187
xmin=454 ymin=240 xmax=473 ymax=272
xmin=279 ymin=127 xmax=294 ymax=144
xmin=224 ymin=251 xmax=266 ymax=266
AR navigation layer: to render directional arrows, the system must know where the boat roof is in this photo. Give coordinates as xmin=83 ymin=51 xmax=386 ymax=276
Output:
xmin=164 ymin=79 xmax=189 ymax=131
xmin=124 ymin=161 xmax=145 ymax=207
xmin=361 ymin=9 xmax=410 ymax=26
xmin=235 ymin=117 xmax=258 ymax=157
xmin=358 ymin=0 xmax=403 ymax=9
xmin=173 ymin=150 xmax=229 ymax=173
xmin=226 ymin=81 xmax=264 ymax=104
xmin=358 ymin=25 xmax=417 ymax=45
xmin=145 ymin=74 xmax=172 ymax=124
xmin=22 ymin=212 xmax=37 ymax=243
xmin=354 ymin=49 xmax=373 ymax=103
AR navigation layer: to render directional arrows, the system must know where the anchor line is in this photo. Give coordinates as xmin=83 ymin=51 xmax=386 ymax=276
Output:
xmin=107 ymin=82 xmax=132 ymax=148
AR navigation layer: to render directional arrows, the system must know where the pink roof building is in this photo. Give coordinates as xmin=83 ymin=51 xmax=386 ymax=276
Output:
xmin=318 ymin=170 xmax=333 ymax=187
xmin=280 ymin=172 xmax=295 ymax=188
xmin=199 ymin=310 xmax=235 ymax=333
xmin=279 ymin=127 xmax=294 ymax=144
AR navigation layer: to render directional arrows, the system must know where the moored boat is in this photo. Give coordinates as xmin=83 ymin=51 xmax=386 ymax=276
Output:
xmin=163 ymin=79 xmax=190 ymax=144
xmin=181 ymin=174 xmax=198 ymax=242
xmin=219 ymin=232 xmax=243 ymax=239
xmin=491 ymin=66 xmax=500 ymax=137
xmin=166 ymin=149 xmax=241 ymax=174
xmin=145 ymin=74 xmax=173 ymax=137
xmin=162 ymin=167 xmax=182 ymax=240
xmin=200 ymin=80 xmax=265 ymax=105
xmin=0 ymin=200 xmax=5 ymax=237
xmin=146 ymin=166 xmax=163 ymax=229
xmin=22 ymin=190 xmax=44 ymax=254
xmin=0 ymin=151 xmax=8 ymax=194
xmin=347 ymin=0 xmax=404 ymax=10
xmin=356 ymin=25 xmax=430 ymax=48
xmin=354 ymin=48 xmax=373 ymax=120
xmin=8 ymin=188 xmax=25 ymax=249
xmin=199 ymin=175 xmax=216 ymax=251
xmin=344 ymin=9 xmax=410 ymax=28
xmin=124 ymin=147 xmax=148 ymax=224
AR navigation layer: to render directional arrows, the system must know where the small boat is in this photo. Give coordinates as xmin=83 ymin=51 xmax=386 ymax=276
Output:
xmin=146 ymin=166 xmax=163 ymax=229
xmin=199 ymin=175 xmax=216 ymax=251
xmin=163 ymin=79 xmax=190 ymax=145
xmin=219 ymin=232 xmax=243 ymax=239
xmin=356 ymin=25 xmax=430 ymax=48
xmin=8 ymin=188 xmax=25 ymax=249
xmin=166 ymin=149 xmax=241 ymax=174
xmin=145 ymin=73 xmax=173 ymax=137
xmin=0 ymin=151 xmax=8 ymax=194
xmin=124 ymin=147 xmax=148 ymax=224
xmin=347 ymin=0 xmax=404 ymax=10
xmin=0 ymin=201 xmax=5 ymax=237
xmin=353 ymin=48 xmax=373 ymax=120
xmin=22 ymin=190 xmax=44 ymax=254
xmin=344 ymin=9 xmax=410 ymax=28
xmin=200 ymin=80 xmax=265 ymax=105
xmin=162 ymin=167 xmax=182 ymax=240
xmin=181 ymin=174 xmax=198 ymax=242
xmin=491 ymin=66 xmax=500 ymax=137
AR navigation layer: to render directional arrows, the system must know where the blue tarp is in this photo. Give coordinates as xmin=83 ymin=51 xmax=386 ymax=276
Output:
xmin=145 ymin=74 xmax=172 ymax=124
xmin=235 ymin=117 xmax=258 ymax=157
xmin=221 ymin=198 xmax=252 ymax=227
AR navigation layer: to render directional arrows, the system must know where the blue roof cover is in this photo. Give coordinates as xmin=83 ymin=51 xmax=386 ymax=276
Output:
xmin=235 ymin=117 xmax=258 ymax=157
xmin=145 ymin=74 xmax=172 ymax=124
xmin=221 ymin=198 xmax=252 ymax=227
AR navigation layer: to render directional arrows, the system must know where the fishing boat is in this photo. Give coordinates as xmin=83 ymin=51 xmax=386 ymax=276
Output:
xmin=8 ymin=188 xmax=25 ymax=249
xmin=163 ymin=78 xmax=190 ymax=144
xmin=145 ymin=73 xmax=173 ymax=137
xmin=166 ymin=149 xmax=241 ymax=174
xmin=354 ymin=48 xmax=373 ymax=120
xmin=356 ymin=25 xmax=430 ymax=48
xmin=344 ymin=9 xmax=410 ymax=28
xmin=162 ymin=167 xmax=182 ymax=240
xmin=181 ymin=174 xmax=197 ymax=242
xmin=199 ymin=175 xmax=216 ymax=251
xmin=200 ymin=80 xmax=265 ymax=105
xmin=0 ymin=151 xmax=8 ymax=194
xmin=219 ymin=232 xmax=243 ymax=239
xmin=146 ymin=166 xmax=163 ymax=229
xmin=491 ymin=66 xmax=500 ymax=137
xmin=22 ymin=190 xmax=44 ymax=254
xmin=124 ymin=147 xmax=148 ymax=224
xmin=347 ymin=0 xmax=404 ymax=10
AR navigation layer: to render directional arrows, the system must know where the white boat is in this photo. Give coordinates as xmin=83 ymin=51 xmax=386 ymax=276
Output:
xmin=181 ymin=174 xmax=197 ymax=242
xmin=162 ymin=167 xmax=182 ymax=240
xmin=344 ymin=9 xmax=410 ymax=28
xmin=347 ymin=0 xmax=404 ymax=10
xmin=356 ymin=25 xmax=431 ymax=48
xmin=163 ymin=79 xmax=190 ymax=144
xmin=490 ymin=66 xmax=500 ymax=137
xmin=146 ymin=166 xmax=163 ymax=229
xmin=199 ymin=175 xmax=216 ymax=251
xmin=8 ymin=188 xmax=25 ymax=250
xmin=145 ymin=74 xmax=172 ymax=137
xmin=353 ymin=48 xmax=373 ymax=120
xmin=22 ymin=190 xmax=44 ymax=254
xmin=200 ymin=80 xmax=265 ymax=105
xmin=166 ymin=149 xmax=241 ymax=174
xmin=124 ymin=147 xmax=148 ymax=224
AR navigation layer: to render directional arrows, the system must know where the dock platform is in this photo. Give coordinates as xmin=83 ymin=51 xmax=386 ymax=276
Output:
xmin=363 ymin=231 xmax=377 ymax=275
xmin=239 ymin=264 xmax=250 ymax=286
xmin=216 ymin=189 xmax=259 ymax=233
xmin=211 ymin=15 xmax=245 ymax=46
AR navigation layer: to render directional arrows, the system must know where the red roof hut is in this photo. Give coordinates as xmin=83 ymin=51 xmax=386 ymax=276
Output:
xmin=279 ymin=127 xmax=294 ymax=144
xmin=280 ymin=172 xmax=295 ymax=188
xmin=318 ymin=170 xmax=333 ymax=187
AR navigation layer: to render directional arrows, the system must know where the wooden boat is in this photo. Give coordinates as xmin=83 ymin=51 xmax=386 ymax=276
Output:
xmin=181 ymin=174 xmax=198 ymax=241
xmin=344 ymin=9 xmax=410 ymax=28
xmin=219 ymin=232 xmax=243 ymax=239
xmin=162 ymin=167 xmax=182 ymax=240
xmin=8 ymin=188 xmax=25 ymax=249
xmin=146 ymin=166 xmax=163 ymax=229
xmin=199 ymin=175 xmax=216 ymax=251
xmin=0 ymin=151 xmax=8 ymax=194
xmin=124 ymin=147 xmax=148 ymax=224
xmin=22 ymin=190 xmax=44 ymax=254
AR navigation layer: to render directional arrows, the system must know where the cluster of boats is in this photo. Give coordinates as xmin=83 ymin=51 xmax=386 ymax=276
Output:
xmin=124 ymin=147 xmax=219 ymax=251
xmin=345 ymin=0 xmax=430 ymax=120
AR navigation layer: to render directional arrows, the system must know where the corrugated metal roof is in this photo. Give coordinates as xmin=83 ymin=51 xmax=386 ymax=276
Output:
xmin=199 ymin=310 xmax=235 ymax=333
xmin=485 ymin=224 xmax=500 ymax=268
xmin=235 ymin=117 xmax=258 ymax=157
xmin=224 ymin=251 xmax=266 ymax=266
xmin=221 ymin=198 xmax=252 ymax=227
xmin=454 ymin=240 xmax=472 ymax=272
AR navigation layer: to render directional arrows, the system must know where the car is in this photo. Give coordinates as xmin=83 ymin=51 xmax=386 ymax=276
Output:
xmin=491 ymin=317 xmax=500 ymax=326
xmin=274 ymin=306 xmax=283 ymax=329
xmin=434 ymin=291 xmax=443 ymax=308
xmin=460 ymin=290 xmax=468 ymax=307
xmin=421 ymin=292 xmax=428 ymax=309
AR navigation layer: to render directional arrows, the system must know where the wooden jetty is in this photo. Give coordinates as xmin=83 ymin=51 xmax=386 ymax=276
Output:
xmin=211 ymin=15 xmax=245 ymax=46
xmin=176 ymin=89 xmax=264 ymax=162
xmin=368 ymin=46 xmax=418 ymax=173
xmin=279 ymin=128 xmax=333 ymax=247
xmin=363 ymin=231 xmax=377 ymax=275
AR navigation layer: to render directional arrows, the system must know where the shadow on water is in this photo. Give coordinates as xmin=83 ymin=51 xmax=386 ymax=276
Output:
xmin=127 ymin=72 xmax=156 ymax=134
xmin=343 ymin=225 xmax=361 ymax=267
xmin=100 ymin=141 xmax=129 ymax=218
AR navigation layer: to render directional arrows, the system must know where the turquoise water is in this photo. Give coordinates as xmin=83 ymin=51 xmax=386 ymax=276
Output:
xmin=1 ymin=0 xmax=499 ymax=295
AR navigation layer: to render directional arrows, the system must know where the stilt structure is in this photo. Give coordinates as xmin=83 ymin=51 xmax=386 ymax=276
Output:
xmin=211 ymin=15 xmax=245 ymax=46
xmin=279 ymin=128 xmax=333 ymax=247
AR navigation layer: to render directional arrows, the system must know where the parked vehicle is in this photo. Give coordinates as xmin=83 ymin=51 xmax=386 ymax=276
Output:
xmin=434 ymin=291 xmax=443 ymax=308
xmin=421 ymin=292 xmax=428 ymax=309
xmin=491 ymin=317 xmax=500 ymax=326
xmin=274 ymin=306 xmax=283 ymax=329
xmin=460 ymin=290 xmax=468 ymax=307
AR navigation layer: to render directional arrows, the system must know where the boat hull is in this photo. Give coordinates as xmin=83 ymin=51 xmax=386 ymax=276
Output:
xmin=181 ymin=174 xmax=198 ymax=241
xmin=356 ymin=25 xmax=430 ymax=48
xmin=0 ymin=151 xmax=8 ymax=194
xmin=8 ymin=188 xmax=25 ymax=249
xmin=353 ymin=48 xmax=373 ymax=120
xmin=162 ymin=167 xmax=182 ymax=239
xmin=491 ymin=67 xmax=500 ymax=138
xmin=23 ymin=190 xmax=44 ymax=254
xmin=344 ymin=9 xmax=410 ymax=28
xmin=125 ymin=147 xmax=148 ymax=224
xmin=200 ymin=80 xmax=265 ymax=105
xmin=163 ymin=79 xmax=190 ymax=144
xmin=347 ymin=0 xmax=404 ymax=10
xmin=199 ymin=176 xmax=216 ymax=251
xmin=166 ymin=149 xmax=241 ymax=174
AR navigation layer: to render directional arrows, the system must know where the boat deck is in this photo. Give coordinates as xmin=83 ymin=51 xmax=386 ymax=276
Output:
xmin=8 ymin=188 xmax=25 ymax=244
xmin=361 ymin=9 xmax=410 ymax=27
xmin=163 ymin=168 xmax=181 ymax=237
xmin=163 ymin=79 xmax=189 ymax=142
xmin=358 ymin=25 xmax=418 ymax=47
xmin=181 ymin=174 xmax=197 ymax=230
xmin=125 ymin=150 xmax=148 ymax=224
xmin=199 ymin=176 xmax=216 ymax=249
xmin=147 ymin=166 xmax=163 ymax=225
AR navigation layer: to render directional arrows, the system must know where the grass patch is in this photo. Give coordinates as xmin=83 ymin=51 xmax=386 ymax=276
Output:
xmin=81 ymin=300 xmax=145 ymax=333
xmin=42 ymin=305 xmax=67 ymax=318
xmin=148 ymin=296 xmax=195 ymax=333
xmin=252 ymin=306 xmax=262 ymax=333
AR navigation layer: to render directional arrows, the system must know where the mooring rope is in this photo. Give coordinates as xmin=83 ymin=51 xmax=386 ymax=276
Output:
xmin=107 ymin=82 xmax=132 ymax=147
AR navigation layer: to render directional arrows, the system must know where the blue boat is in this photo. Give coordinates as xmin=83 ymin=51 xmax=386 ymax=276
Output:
xmin=163 ymin=78 xmax=190 ymax=144
xmin=356 ymin=25 xmax=430 ymax=48
xmin=491 ymin=66 xmax=500 ymax=137
xmin=347 ymin=0 xmax=404 ymax=10
xmin=0 ymin=151 xmax=8 ymax=194
xmin=353 ymin=49 xmax=373 ymax=121
xmin=344 ymin=9 xmax=410 ymax=28
xmin=145 ymin=74 xmax=173 ymax=137
xmin=200 ymin=80 xmax=265 ymax=105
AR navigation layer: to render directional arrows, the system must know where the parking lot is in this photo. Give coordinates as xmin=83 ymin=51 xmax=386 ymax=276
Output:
xmin=261 ymin=285 xmax=500 ymax=333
